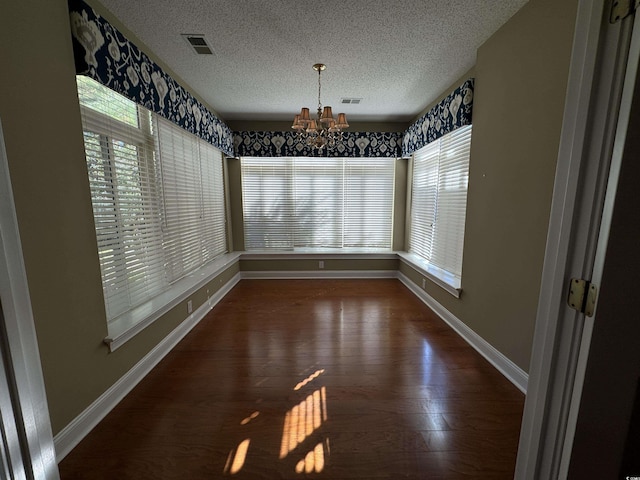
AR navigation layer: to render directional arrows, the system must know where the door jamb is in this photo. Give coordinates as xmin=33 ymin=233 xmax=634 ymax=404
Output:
xmin=0 ymin=117 xmax=60 ymax=478
xmin=515 ymin=1 xmax=636 ymax=477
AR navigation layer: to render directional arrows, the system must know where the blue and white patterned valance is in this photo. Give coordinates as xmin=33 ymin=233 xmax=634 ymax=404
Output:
xmin=234 ymin=131 xmax=403 ymax=158
xmin=402 ymin=78 xmax=474 ymax=157
xmin=68 ymin=0 xmax=234 ymax=156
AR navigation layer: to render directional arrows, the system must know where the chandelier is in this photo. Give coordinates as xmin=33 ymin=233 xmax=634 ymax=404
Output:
xmin=291 ymin=63 xmax=349 ymax=150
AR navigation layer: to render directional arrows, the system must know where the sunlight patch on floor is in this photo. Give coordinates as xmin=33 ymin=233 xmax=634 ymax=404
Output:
xmin=295 ymin=440 xmax=329 ymax=474
xmin=294 ymin=369 xmax=325 ymax=391
xmin=280 ymin=386 xmax=328 ymax=459
xmin=224 ymin=438 xmax=251 ymax=475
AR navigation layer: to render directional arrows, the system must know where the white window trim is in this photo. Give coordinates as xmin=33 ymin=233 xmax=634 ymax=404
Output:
xmin=396 ymin=251 xmax=461 ymax=297
xmin=77 ymin=77 xmax=230 ymax=348
xmin=407 ymin=126 xmax=471 ymax=283
xmin=104 ymin=249 xmax=461 ymax=350
xmin=105 ymin=252 xmax=240 ymax=351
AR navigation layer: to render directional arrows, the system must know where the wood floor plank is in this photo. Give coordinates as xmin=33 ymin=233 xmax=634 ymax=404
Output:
xmin=59 ymin=279 xmax=524 ymax=479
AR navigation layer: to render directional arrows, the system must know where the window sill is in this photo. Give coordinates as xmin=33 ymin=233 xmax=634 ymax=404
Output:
xmin=240 ymin=248 xmax=397 ymax=260
xmin=104 ymin=252 xmax=241 ymax=352
xmin=396 ymin=252 xmax=462 ymax=298
xmin=104 ymin=250 xmax=460 ymax=352
xmin=242 ymin=250 xmax=461 ymax=297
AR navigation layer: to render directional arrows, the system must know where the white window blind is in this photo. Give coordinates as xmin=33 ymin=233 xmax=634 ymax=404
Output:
xmin=79 ymin=77 xmax=164 ymax=320
xmin=409 ymin=125 xmax=472 ymax=280
xmin=77 ymin=76 xmax=227 ymax=322
xmin=241 ymin=157 xmax=294 ymax=249
xmin=156 ymin=117 xmax=226 ymax=283
xmin=344 ymin=158 xmax=395 ymax=248
xmin=294 ymin=158 xmax=344 ymax=248
xmin=241 ymin=157 xmax=395 ymax=250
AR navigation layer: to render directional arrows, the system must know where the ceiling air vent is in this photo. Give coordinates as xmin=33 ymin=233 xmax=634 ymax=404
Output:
xmin=181 ymin=34 xmax=213 ymax=55
xmin=341 ymin=98 xmax=362 ymax=104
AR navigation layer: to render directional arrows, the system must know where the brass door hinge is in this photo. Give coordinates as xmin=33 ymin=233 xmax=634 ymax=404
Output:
xmin=568 ymin=278 xmax=598 ymax=317
xmin=611 ymin=0 xmax=640 ymax=23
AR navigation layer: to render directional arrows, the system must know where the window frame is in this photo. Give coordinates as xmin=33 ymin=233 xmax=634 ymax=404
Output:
xmin=77 ymin=76 xmax=230 ymax=345
xmin=240 ymin=156 xmax=396 ymax=252
xmin=406 ymin=125 xmax=472 ymax=293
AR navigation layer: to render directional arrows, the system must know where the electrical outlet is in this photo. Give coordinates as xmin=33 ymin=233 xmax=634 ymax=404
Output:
xmin=422 ymin=278 xmax=426 ymax=289
xmin=319 ymin=260 xmax=324 ymax=269
xmin=187 ymin=300 xmax=193 ymax=314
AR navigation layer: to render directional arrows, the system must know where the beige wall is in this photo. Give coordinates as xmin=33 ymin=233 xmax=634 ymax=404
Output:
xmin=240 ymin=258 xmax=399 ymax=273
xmin=405 ymin=0 xmax=578 ymax=371
xmin=227 ymin=158 xmax=245 ymax=251
xmin=0 ymin=0 xmax=577 ymax=438
xmin=0 ymin=0 xmax=238 ymax=435
xmin=392 ymin=159 xmax=408 ymax=251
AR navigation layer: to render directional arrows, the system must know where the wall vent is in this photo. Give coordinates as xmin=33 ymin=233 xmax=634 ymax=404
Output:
xmin=181 ymin=34 xmax=213 ymax=55
xmin=341 ymin=98 xmax=362 ymax=104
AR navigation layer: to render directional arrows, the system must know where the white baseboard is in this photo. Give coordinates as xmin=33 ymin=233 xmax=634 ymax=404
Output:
xmin=240 ymin=270 xmax=397 ymax=279
xmin=55 ymin=270 xmax=526 ymax=463
xmin=53 ymin=272 xmax=241 ymax=462
xmin=397 ymin=272 xmax=528 ymax=393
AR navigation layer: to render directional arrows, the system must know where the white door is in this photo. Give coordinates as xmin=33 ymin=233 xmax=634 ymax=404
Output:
xmin=564 ymin=7 xmax=640 ymax=476
xmin=1 ymin=300 xmax=30 ymax=480
xmin=516 ymin=1 xmax=640 ymax=478
xmin=0 ymin=117 xmax=59 ymax=479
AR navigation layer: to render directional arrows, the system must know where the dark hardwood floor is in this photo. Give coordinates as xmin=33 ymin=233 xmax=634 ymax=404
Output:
xmin=58 ymin=279 xmax=524 ymax=479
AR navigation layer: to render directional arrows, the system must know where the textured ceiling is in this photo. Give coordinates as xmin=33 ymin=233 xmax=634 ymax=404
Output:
xmin=96 ymin=0 xmax=528 ymax=124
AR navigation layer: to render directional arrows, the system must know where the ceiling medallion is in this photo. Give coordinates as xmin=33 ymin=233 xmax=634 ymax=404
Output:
xmin=291 ymin=63 xmax=349 ymax=151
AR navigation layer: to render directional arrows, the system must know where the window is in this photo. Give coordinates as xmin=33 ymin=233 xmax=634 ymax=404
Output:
xmin=408 ymin=125 xmax=472 ymax=287
xmin=241 ymin=157 xmax=395 ymax=250
xmin=156 ymin=117 xmax=227 ymax=282
xmin=77 ymin=76 xmax=227 ymax=323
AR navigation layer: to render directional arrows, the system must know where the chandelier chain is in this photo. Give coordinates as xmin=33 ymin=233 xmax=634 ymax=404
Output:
xmin=291 ymin=63 xmax=349 ymax=151
xmin=317 ymin=68 xmax=322 ymax=111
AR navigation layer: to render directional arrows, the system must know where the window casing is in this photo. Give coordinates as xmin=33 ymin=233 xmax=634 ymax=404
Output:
xmin=408 ymin=125 xmax=472 ymax=287
xmin=241 ymin=157 xmax=395 ymax=250
xmin=77 ymin=76 xmax=227 ymax=323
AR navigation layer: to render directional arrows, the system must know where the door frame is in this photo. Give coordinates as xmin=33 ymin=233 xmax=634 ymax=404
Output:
xmin=0 ymin=117 xmax=59 ymax=479
xmin=516 ymin=0 xmax=638 ymax=477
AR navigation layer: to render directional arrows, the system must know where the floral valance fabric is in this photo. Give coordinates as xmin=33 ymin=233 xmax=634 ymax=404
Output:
xmin=234 ymin=131 xmax=403 ymax=158
xmin=402 ymin=78 xmax=474 ymax=157
xmin=237 ymin=79 xmax=473 ymax=158
xmin=68 ymin=0 xmax=234 ymax=156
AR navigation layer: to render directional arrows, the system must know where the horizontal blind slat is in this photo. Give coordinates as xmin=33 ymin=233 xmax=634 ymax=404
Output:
xmin=409 ymin=125 xmax=471 ymax=279
xmin=241 ymin=157 xmax=394 ymax=250
xmin=78 ymin=76 xmax=228 ymax=321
